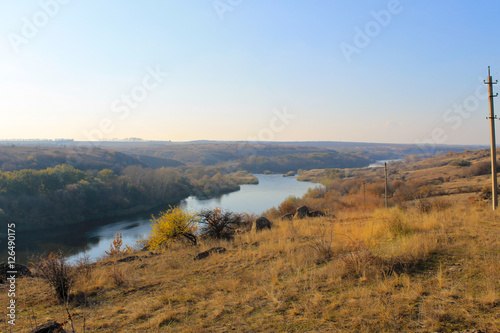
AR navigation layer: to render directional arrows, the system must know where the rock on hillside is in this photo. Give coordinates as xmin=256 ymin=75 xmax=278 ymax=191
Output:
xmin=254 ymin=217 xmax=272 ymax=231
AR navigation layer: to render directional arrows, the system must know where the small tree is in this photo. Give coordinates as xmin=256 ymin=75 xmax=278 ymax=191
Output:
xmin=105 ymin=232 xmax=132 ymax=256
xmin=198 ymin=208 xmax=242 ymax=240
xmin=147 ymin=207 xmax=198 ymax=250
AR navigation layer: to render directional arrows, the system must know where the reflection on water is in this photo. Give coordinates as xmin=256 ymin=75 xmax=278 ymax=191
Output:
xmin=11 ymin=175 xmax=321 ymax=264
xmin=180 ymin=174 xmax=318 ymax=215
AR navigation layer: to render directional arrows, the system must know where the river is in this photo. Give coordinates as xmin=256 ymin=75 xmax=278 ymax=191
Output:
xmin=13 ymin=174 xmax=321 ymax=264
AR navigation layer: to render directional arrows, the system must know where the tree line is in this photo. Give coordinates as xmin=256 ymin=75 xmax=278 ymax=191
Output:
xmin=0 ymin=164 xmax=253 ymax=231
xmin=238 ymin=152 xmax=370 ymax=173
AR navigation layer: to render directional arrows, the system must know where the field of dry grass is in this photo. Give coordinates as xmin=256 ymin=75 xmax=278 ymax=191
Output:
xmin=1 ymin=202 xmax=499 ymax=332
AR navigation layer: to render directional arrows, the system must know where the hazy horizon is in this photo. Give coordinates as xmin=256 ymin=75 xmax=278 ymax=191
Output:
xmin=0 ymin=138 xmax=489 ymax=151
xmin=2 ymin=1 xmax=500 ymax=146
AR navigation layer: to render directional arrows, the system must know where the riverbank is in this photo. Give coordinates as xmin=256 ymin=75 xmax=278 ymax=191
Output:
xmin=0 ymin=165 xmax=260 ymax=235
xmin=6 ymin=174 xmax=316 ymax=264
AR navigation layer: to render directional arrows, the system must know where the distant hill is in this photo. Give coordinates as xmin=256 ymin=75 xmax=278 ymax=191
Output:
xmin=92 ymin=142 xmax=345 ymax=166
xmin=0 ymin=146 xmax=184 ymax=172
xmin=0 ymin=140 xmax=485 ymax=173
xmin=252 ymin=141 xmax=487 ymax=160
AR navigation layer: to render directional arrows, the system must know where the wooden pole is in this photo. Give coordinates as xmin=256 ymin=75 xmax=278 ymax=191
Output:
xmin=485 ymin=66 xmax=498 ymax=210
xmin=384 ymin=162 xmax=388 ymax=208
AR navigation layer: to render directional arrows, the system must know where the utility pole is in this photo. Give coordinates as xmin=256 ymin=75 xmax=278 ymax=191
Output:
xmin=384 ymin=162 xmax=388 ymax=208
xmin=485 ymin=66 xmax=498 ymax=211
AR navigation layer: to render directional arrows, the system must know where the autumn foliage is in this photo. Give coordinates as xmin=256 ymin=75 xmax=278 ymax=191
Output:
xmin=147 ymin=207 xmax=198 ymax=250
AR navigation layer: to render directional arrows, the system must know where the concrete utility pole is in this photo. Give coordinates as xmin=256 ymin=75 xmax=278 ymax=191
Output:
xmin=384 ymin=162 xmax=388 ymax=208
xmin=485 ymin=66 xmax=498 ymax=210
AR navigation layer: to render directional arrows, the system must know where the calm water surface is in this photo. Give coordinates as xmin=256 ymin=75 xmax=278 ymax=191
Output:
xmin=12 ymin=175 xmax=321 ymax=264
xmin=180 ymin=174 xmax=317 ymax=214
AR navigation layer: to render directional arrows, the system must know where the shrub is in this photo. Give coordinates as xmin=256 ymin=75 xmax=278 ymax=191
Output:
xmin=277 ymin=196 xmax=301 ymax=216
xmin=75 ymin=253 xmax=93 ymax=281
xmin=306 ymin=186 xmax=327 ymax=199
xmin=147 ymin=207 xmax=198 ymax=250
xmin=392 ymin=180 xmax=405 ymax=190
xmin=468 ymin=161 xmax=500 ymax=177
xmin=35 ymin=252 xmax=75 ymax=302
xmin=239 ymin=212 xmax=258 ymax=232
xmin=419 ymin=185 xmax=433 ymax=198
xmin=324 ymin=168 xmax=342 ymax=179
xmin=339 ymin=179 xmax=362 ymax=195
xmin=431 ymin=177 xmax=445 ymax=185
xmin=366 ymin=181 xmax=386 ymax=197
xmin=198 ymin=207 xmax=243 ymax=240
xmin=450 ymin=159 xmax=472 ymax=167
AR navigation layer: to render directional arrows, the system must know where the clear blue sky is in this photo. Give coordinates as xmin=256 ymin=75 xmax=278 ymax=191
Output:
xmin=0 ymin=0 xmax=499 ymax=145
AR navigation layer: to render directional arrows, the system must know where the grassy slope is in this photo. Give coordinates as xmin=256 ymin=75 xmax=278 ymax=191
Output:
xmin=1 ymin=151 xmax=500 ymax=332
xmin=298 ymin=149 xmax=496 ymax=204
xmin=3 ymin=207 xmax=498 ymax=332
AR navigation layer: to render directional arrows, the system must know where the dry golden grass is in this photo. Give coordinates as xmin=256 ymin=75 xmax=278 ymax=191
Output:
xmin=1 ymin=201 xmax=499 ymax=332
